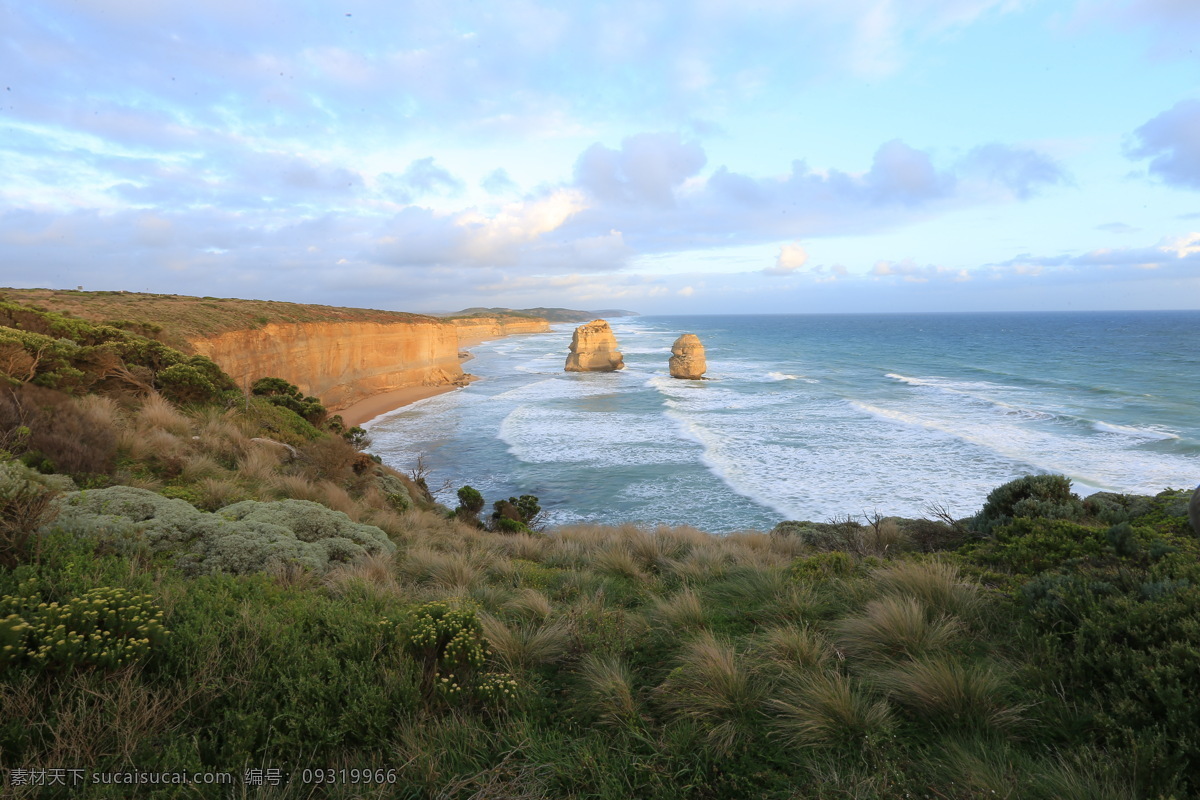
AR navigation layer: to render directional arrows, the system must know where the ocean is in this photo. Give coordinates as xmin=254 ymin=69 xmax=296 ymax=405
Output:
xmin=365 ymin=312 xmax=1200 ymax=533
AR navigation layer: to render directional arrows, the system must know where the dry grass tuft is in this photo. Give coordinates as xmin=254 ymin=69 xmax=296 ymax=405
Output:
xmin=757 ymin=624 xmax=831 ymax=673
xmin=506 ymin=588 xmax=553 ymax=622
xmin=666 ymin=546 xmax=729 ymax=584
xmin=877 ymin=656 xmax=1023 ymax=732
xmin=238 ymin=446 xmax=283 ymax=485
xmin=268 ymin=474 xmax=323 ymax=503
xmin=266 ymin=560 xmax=321 ymax=590
xmin=400 ymin=547 xmax=481 ymax=591
xmin=592 ymin=544 xmax=646 ymax=581
xmin=657 ymin=631 xmax=765 ymax=756
xmin=135 ymin=394 xmax=192 ymax=436
xmin=625 ymin=529 xmax=674 ymax=572
xmin=577 ymin=653 xmax=641 ymax=728
xmin=180 ymin=453 xmax=228 ymax=483
xmin=196 ymin=476 xmax=245 ymax=511
xmin=653 ymin=524 xmax=713 ymax=553
xmin=836 ymin=596 xmax=962 ymax=662
xmin=480 ymin=614 xmax=572 ymax=672
xmin=495 ymin=532 xmax=548 ymax=562
xmin=768 ymin=671 xmax=893 ymax=749
xmin=649 ymin=588 xmax=708 ymax=632
xmin=324 ymin=550 xmax=400 ymax=598
xmin=872 ymin=559 xmax=980 ymax=616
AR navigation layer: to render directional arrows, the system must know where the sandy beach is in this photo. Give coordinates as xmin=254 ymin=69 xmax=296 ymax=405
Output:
xmin=337 ymin=384 xmax=461 ymax=428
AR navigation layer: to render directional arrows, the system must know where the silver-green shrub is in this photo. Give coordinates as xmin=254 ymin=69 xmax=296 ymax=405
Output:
xmin=49 ymin=487 xmax=395 ymax=576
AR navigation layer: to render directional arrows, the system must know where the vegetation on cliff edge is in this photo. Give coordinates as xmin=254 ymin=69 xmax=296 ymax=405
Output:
xmin=0 ymin=293 xmax=1196 ymax=799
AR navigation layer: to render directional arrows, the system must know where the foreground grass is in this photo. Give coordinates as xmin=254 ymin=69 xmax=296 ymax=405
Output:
xmin=0 ymin=388 xmax=1195 ymax=797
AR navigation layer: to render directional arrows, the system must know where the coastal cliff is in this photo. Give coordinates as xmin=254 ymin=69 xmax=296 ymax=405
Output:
xmin=450 ymin=316 xmax=551 ymax=346
xmin=189 ymin=315 xmax=552 ymax=413
xmin=189 ymin=320 xmax=468 ymax=412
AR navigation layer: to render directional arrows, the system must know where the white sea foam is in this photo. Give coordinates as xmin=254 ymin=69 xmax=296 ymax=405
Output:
xmin=498 ymin=404 xmax=695 ymax=466
xmin=1091 ymin=421 xmax=1179 ymax=440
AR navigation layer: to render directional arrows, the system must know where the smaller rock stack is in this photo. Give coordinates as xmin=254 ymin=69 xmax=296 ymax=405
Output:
xmin=564 ymin=320 xmax=625 ymax=372
xmin=669 ymin=333 xmax=707 ymax=379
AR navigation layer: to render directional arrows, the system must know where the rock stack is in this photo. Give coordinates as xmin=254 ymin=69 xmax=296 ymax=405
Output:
xmin=564 ymin=320 xmax=625 ymax=372
xmin=669 ymin=333 xmax=707 ymax=379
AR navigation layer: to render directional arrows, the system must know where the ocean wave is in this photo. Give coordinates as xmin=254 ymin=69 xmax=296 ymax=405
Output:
xmin=497 ymin=404 xmax=695 ymax=466
xmin=1091 ymin=421 xmax=1179 ymax=440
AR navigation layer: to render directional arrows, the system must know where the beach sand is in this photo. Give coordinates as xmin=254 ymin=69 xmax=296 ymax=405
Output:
xmin=337 ymin=384 xmax=460 ymax=428
xmin=336 ymin=352 xmax=478 ymax=428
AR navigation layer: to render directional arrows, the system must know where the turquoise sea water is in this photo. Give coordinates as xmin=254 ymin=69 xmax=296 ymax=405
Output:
xmin=366 ymin=312 xmax=1200 ymax=533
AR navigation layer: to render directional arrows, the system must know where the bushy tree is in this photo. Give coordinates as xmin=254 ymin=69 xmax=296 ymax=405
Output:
xmin=489 ymin=494 xmax=541 ymax=533
xmin=251 ymin=377 xmax=327 ymax=424
xmin=455 ymin=486 xmax=485 ymax=524
xmin=972 ymin=474 xmax=1084 ymax=535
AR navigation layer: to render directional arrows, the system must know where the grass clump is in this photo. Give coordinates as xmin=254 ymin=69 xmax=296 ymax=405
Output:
xmin=656 ymin=631 xmax=765 ymax=757
xmin=835 ymin=596 xmax=962 ymax=662
xmin=768 ymin=671 xmax=893 ymax=750
xmin=876 ymin=656 xmax=1023 ymax=732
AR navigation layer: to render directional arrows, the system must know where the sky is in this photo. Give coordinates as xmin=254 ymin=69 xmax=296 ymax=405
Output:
xmin=2 ymin=0 xmax=1199 ymax=315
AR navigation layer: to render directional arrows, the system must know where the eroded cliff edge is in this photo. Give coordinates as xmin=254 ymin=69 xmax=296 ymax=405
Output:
xmin=191 ymin=315 xmax=549 ymax=413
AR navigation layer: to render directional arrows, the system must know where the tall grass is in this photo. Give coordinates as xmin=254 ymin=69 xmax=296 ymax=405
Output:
xmin=576 ymin=653 xmax=641 ymax=729
xmin=768 ymin=671 xmax=893 ymax=749
xmin=836 ymin=596 xmax=962 ymax=661
xmin=756 ymin=624 xmax=830 ymax=674
xmin=479 ymin=614 xmax=572 ymax=672
xmin=135 ymin=393 xmax=192 ymax=436
xmin=876 ymin=656 xmax=1023 ymax=732
xmin=872 ymin=559 xmax=979 ymax=616
xmin=648 ymin=588 xmax=707 ymax=632
xmin=656 ymin=631 xmax=765 ymax=756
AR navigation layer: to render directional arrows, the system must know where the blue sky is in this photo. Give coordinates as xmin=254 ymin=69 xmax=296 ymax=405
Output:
xmin=2 ymin=0 xmax=1198 ymax=314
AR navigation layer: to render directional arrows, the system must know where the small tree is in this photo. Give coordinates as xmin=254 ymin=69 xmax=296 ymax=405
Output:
xmin=455 ymin=486 xmax=485 ymax=524
xmin=490 ymin=494 xmax=542 ymax=533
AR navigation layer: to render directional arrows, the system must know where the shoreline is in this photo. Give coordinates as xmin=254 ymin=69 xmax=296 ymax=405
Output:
xmin=337 ymin=384 xmax=462 ymax=428
xmin=336 ymin=343 xmax=489 ymax=427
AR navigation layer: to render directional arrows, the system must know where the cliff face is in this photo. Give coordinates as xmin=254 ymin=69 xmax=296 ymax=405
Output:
xmin=189 ymin=320 xmax=466 ymax=412
xmin=451 ymin=317 xmax=550 ymax=347
xmin=564 ymin=319 xmax=625 ymax=372
xmin=188 ymin=315 xmax=551 ymax=413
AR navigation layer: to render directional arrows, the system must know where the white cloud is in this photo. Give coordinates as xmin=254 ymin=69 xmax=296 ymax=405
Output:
xmin=764 ymin=242 xmax=809 ymax=275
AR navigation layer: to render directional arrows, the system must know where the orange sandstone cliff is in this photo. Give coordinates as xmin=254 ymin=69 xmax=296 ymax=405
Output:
xmin=189 ymin=315 xmax=550 ymax=413
xmin=450 ymin=316 xmax=551 ymax=347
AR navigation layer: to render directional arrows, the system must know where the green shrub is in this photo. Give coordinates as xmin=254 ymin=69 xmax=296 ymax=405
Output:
xmin=50 ymin=487 xmax=395 ymax=576
xmin=0 ymin=460 xmax=61 ymax=567
xmin=973 ymin=474 xmax=1084 ymax=535
xmin=396 ymin=600 xmax=518 ymax=709
xmin=1021 ymin=570 xmax=1200 ymax=797
xmin=0 ymin=581 xmax=169 ymax=672
xmin=456 ymin=485 xmax=484 ymax=521
xmin=964 ymin=518 xmax=1107 ymax=575
xmin=251 ymin=377 xmax=327 ymax=425
xmin=490 ymin=494 xmax=541 ymax=532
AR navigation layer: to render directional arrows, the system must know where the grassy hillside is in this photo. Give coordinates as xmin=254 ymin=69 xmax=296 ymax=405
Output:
xmin=0 ymin=295 xmax=1197 ymax=799
xmin=0 ymin=288 xmax=437 ymax=350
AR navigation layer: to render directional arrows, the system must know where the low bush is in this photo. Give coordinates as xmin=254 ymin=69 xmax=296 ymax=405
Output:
xmin=50 ymin=487 xmax=395 ymax=576
xmin=973 ymin=474 xmax=1084 ymax=535
xmin=0 ymin=460 xmax=62 ymax=567
xmin=0 ymin=581 xmax=169 ymax=673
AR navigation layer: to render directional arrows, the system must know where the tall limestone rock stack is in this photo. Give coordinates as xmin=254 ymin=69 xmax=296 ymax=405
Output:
xmin=564 ymin=320 xmax=625 ymax=372
xmin=669 ymin=333 xmax=707 ymax=379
